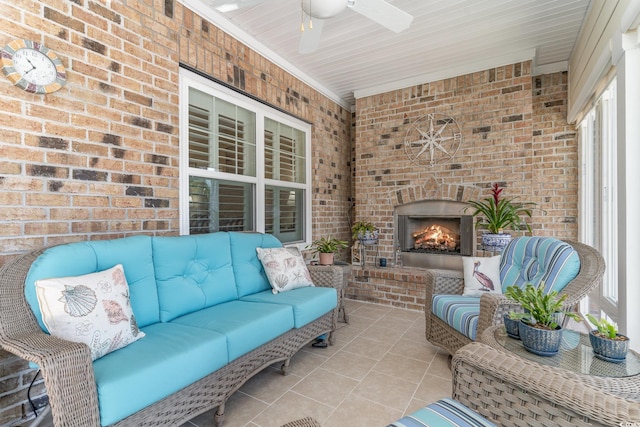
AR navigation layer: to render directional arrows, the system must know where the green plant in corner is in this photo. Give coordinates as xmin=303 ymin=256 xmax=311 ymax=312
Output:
xmin=351 ymin=221 xmax=378 ymax=240
xmin=586 ymin=314 xmax=620 ymax=339
xmin=306 ymin=236 xmax=349 ymax=254
xmin=504 ymin=283 xmax=581 ymax=330
xmin=465 ymin=183 xmax=536 ymax=234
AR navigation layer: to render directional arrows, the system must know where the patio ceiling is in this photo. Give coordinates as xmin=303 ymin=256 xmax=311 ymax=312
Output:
xmin=185 ymin=0 xmax=591 ymax=107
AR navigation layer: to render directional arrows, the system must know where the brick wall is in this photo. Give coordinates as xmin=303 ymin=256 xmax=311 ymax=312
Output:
xmin=0 ymin=1 xmax=351 ymax=424
xmin=348 ymin=64 xmax=578 ymax=307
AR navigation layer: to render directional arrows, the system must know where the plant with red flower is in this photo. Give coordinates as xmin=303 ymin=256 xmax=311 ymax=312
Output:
xmin=465 ymin=183 xmax=535 ymax=234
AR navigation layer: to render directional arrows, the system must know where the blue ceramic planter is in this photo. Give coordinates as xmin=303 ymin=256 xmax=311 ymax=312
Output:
xmin=481 ymin=233 xmax=512 ymax=252
xmin=589 ymin=330 xmax=630 ymax=363
xmin=503 ymin=314 xmax=520 ymax=339
xmin=518 ymin=320 xmax=563 ymax=356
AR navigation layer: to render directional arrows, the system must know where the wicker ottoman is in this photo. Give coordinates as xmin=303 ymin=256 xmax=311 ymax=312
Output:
xmin=387 ymin=398 xmax=496 ymax=427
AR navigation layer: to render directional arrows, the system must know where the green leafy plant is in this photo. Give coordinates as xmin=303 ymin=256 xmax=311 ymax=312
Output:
xmin=306 ymin=236 xmax=349 ymax=254
xmin=586 ymin=314 xmax=619 ymax=339
xmin=351 ymin=221 xmax=378 ymax=240
xmin=504 ymin=283 xmax=581 ymax=330
xmin=465 ymin=183 xmax=536 ymax=234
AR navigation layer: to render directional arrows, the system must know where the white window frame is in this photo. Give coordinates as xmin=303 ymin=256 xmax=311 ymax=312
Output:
xmin=178 ymin=68 xmax=312 ymax=246
xmin=579 ymin=79 xmax=618 ymax=321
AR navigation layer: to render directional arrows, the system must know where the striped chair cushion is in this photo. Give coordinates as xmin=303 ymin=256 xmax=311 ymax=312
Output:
xmin=499 ymin=236 xmax=580 ymax=294
xmin=388 ymin=398 xmax=496 ymax=427
xmin=432 ymin=295 xmax=480 ymax=340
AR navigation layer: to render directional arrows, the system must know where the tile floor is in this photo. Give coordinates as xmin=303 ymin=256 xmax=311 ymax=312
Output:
xmin=183 ymin=299 xmax=452 ymax=427
xmin=28 ymin=299 xmax=452 ymax=427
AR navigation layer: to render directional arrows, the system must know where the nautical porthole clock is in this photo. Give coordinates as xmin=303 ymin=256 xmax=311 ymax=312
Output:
xmin=404 ymin=113 xmax=463 ymax=166
xmin=0 ymin=39 xmax=66 ymax=94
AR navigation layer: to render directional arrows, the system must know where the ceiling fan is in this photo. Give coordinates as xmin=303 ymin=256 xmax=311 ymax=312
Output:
xmin=210 ymin=0 xmax=414 ymax=54
xmin=298 ymin=0 xmax=413 ymax=54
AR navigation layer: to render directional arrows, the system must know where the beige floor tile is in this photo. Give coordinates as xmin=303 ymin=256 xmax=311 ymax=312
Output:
xmin=413 ymin=374 xmax=453 ymax=404
xmin=360 ymin=323 xmax=406 ymax=345
xmin=291 ymin=368 xmax=358 ymax=407
xmin=403 ymin=398 xmax=430 ymax=416
xmin=207 ymin=392 xmax=268 ymax=427
xmin=351 ymin=304 xmax=391 ymax=320
xmin=372 ymin=315 xmax=416 ymax=333
xmin=373 ymin=352 xmax=429 ymax=384
xmin=239 ymin=368 xmax=303 ymax=405
xmin=342 ymin=335 xmax=394 ymax=360
xmin=352 ymin=371 xmax=418 ymax=411
xmin=320 ymin=350 xmax=378 ymax=380
xmin=285 ymin=348 xmax=330 ymax=378
xmin=251 ymin=391 xmax=332 ymax=427
xmin=343 ymin=313 xmax=377 ymax=330
xmin=323 ymin=393 xmax=403 ymax=427
xmin=383 ymin=307 xmax=423 ymax=322
xmin=388 ymin=337 xmax=440 ymax=362
xmin=426 ymin=352 xmax=453 ymax=380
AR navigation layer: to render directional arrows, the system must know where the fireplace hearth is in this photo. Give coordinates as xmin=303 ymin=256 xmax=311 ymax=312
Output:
xmin=395 ymin=200 xmax=474 ymax=270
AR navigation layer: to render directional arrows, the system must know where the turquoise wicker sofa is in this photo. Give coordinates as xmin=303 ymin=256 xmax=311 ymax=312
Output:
xmin=0 ymin=232 xmax=337 ymax=427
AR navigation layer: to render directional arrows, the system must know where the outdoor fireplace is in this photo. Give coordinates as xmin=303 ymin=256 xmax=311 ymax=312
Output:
xmin=395 ymin=200 xmax=474 ymax=270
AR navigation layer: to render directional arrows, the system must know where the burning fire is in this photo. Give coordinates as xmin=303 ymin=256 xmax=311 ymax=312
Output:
xmin=412 ymin=225 xmax=459 ymax=251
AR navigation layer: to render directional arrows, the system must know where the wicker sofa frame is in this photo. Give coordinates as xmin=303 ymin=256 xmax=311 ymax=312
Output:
xmin=452 ymin=341 xmax=640 ymax=426
xmin=0 ymin=248 xmax=337 ymax=427
xmin=424 ymin=240 xmax=606 ymax=356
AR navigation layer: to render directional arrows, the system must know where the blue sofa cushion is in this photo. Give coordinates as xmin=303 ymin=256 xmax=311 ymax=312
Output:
xmin=240 ymin=286 xmax=337 ymax=328
xmin=25 ymin=235 xmax=160 ymax=330
xmin=93 ymin=322 xmax=228 ymax=426
xmin=152 ymin=233 xmax=238 ymax=322
xmin=171 ymin=300 xmax=294 ymax=361
xmin=432 ymin=295 xmax=480 ymax=340
xmin=500 ymin=236 xmax=580 ymax=294
xmin=229 ymin=232 xmax=282 ymax=297
xmin=388 ymin=398 xmax=496 ymax=427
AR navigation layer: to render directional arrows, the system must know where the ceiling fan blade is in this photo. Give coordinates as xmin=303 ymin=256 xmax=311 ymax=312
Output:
xmin=299 ymin=18 xmax=325 ymax=54
xmin=349 ymin=0 xmax=413 ymax=33
xmin=210 ymin=0 xmax=264 ymax=13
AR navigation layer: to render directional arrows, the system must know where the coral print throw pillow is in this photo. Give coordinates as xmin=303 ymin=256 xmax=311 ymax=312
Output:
xmin=256 ymin=247 xmax=315 ymax=294
xmin=462 ymin=255 xmax=503 ymax=297
xmin=35 ymin=264 xmax=145 ymax=361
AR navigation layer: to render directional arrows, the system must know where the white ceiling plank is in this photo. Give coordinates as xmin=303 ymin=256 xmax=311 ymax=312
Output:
xmin=191 ymin=0 xmax=591 ymax=106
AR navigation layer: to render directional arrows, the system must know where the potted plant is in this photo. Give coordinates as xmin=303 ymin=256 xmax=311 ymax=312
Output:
xmin=307 ymin=236 xmax=349 ymax=265
xmin=351 ymin=221 xmax=378 ymax=245
xmin=503 ymin=311 xmax=522 ymax=339
xmin=465 ymin=183 xmax=536 ymax=252
xmin=505 ymin=283 xmax=581 ymax=356
xmin=585 ymin=314 xmax=630 ymax=363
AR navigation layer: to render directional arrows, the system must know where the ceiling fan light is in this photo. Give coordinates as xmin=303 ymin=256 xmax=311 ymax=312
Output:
xmin=302 ymin=0 xmax=348 ymax=19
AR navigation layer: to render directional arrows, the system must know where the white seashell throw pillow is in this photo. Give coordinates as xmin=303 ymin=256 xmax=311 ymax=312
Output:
xmin=256 ymin=247 xmax=315 ymax=294
xmin=35 ymin=264 xmax=145 ymax=360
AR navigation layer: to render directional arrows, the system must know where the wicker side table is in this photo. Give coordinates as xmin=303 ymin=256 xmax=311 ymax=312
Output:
xmin=307 ymin=263 xmax=350 ymax=323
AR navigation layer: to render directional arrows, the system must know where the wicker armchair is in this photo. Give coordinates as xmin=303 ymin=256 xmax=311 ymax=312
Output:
xmin=424 ymin=239 xmax=605 ymax=356
xmin=452 ymin=341 xmax=640 ymax=426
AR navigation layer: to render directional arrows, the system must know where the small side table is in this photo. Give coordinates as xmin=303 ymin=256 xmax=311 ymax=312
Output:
xmin=481 ymin=325 xmax=640 ymax=378
xmin=307 ymin=263 xmax=350 ymax=324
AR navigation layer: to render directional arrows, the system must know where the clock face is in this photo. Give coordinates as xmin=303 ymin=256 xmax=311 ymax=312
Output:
xmin=1 ymin=39 xmax=66 ymax=94
xmin=404 ymin=113 xmax=463 ymax=166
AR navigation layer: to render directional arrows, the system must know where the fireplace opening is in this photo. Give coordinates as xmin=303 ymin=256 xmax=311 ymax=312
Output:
xmin=394 ymin=200 xmax=475 ymax=269
xmin=410 ymin=220 xmax=461 ymax=254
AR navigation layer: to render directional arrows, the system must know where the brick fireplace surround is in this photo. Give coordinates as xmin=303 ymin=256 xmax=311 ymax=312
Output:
xmin=347 ymin=63 xmax=578 ymax=310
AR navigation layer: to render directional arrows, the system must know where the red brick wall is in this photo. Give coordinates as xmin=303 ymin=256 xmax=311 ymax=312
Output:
xmin=0 ymin=1 xmax=351 ymax=424
xmin=349 ymin=64 xmax=578 ymax=307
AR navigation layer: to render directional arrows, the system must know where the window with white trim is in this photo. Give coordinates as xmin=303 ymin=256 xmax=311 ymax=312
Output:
xmin=579 ymin=78 xmax=618 ymax=320
xmin=180 ymin=69 xmax=311 ymax=244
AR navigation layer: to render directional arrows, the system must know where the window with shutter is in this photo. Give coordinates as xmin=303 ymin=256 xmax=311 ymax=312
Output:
xmin=181 ymin=70 xmax=310 ymax=244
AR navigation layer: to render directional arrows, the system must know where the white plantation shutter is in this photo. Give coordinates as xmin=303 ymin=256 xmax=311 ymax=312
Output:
xmin=181 ymin=71 xmax=310 ymax=244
